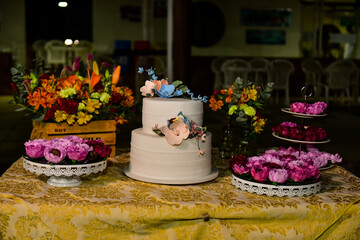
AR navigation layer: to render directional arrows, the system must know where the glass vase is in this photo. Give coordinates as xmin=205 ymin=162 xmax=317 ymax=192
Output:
xmin=235 ymin=126 xmax=257 ymax=157
xmin=219 ymin=116 xmax=235 ymax=159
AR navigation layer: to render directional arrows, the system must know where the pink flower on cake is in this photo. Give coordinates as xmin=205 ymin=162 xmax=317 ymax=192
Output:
xmin=140 ymin=80 xmax=156 ymax=96
xmin=160 ymin=118 xmax=190 ymax=145
xmin=67 ymin=143 xmax=93 ymax=161
xmin=268 ymin=168 xmax=288 ymax=183
xmin=24 ymin=139 xmax=47 ymax=158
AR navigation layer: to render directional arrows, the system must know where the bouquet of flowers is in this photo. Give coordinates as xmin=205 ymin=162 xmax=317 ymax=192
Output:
xmin=230 ymin=145 xmax=341 ymax=185
xmin=209 ymin=77 xmax=273 ymax=137
xmin=272 ymin=122 xmax=328 ymax=141
xmin=10 ymin=55 xmax=135 ymax=125
xmin=290 ymin=101 xmax=327 ymax=115
xmin=24 ymin=135 xmax=112 ymax=164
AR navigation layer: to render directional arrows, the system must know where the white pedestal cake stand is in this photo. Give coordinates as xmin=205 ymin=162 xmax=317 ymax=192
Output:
xmin=231 ymin=174 xmax=321 ymax=197
xmin=124 ymin=166 xmax=218 ymax=185
xmin=23 ymin=157 xmax=107 ymax=187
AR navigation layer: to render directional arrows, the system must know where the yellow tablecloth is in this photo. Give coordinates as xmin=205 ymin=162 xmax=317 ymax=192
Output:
xmin=0 ymin=153 xmax=360 ymax=240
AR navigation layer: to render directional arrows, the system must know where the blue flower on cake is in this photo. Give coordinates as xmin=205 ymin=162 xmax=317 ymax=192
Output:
xmin=138 ymin=67 xmax=207 ymax=102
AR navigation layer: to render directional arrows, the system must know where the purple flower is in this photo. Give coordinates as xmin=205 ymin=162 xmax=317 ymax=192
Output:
xmin=288 ymin=165 xmax=307 ymax=182
xmin=291 ymin=102 xmax=308 ymax=113
xmin=269 ymin=168 xmax=288 ymax=183
xmin=280 ymin=122 xmax=298 ymax=128
xmin=250 ymin=164 xmax=270 ymax=182
xmin=24 ymin=139 xmax=47 ymax=158
xmin=64 ymin=135 xmax=84 ymax=143
xmin=67 ymin=143 xmax=93 ymax=161
xmin=43 ymin=143 xmax=67 ymax=163
xmin=233 ymin=164 xmax=250 ymax=175
xmin=306 ymin=101 xmax=327 ymax=115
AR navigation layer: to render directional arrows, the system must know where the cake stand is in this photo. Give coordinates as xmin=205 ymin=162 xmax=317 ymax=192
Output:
xmin=23 ymin=157 xmax=107 ymax=187
xmin=231 ymin=174 xmax=321 ymax=197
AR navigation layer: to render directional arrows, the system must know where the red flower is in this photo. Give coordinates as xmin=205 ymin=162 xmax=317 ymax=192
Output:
xmin=229 ymin=155 xmax=248 ymax=167
xmin=58 ymin=98 xmax=78 ymax=114
xmin=44 ymin=105 xmax=61 ymax=120
xmin=10 ymin=82 xmax=18 ymax=92
xmin=85 ymin=139 xmax=112 ymax=158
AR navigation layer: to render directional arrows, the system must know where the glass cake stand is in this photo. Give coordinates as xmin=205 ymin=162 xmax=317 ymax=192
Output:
xmin=23 ymin=157 xmax=107 ymax=187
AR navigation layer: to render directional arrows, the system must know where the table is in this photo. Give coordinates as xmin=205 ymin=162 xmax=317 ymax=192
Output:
xmin=0 ymin=153 xmax=360 ymax=239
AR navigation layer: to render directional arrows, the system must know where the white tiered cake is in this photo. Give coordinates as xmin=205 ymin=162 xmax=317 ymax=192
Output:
xmin=124 ymin=98 xmax=218 ymax=184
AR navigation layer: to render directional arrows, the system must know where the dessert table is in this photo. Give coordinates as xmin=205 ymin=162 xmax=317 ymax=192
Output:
xmin=0 ymin=152 xmax=360 ymax=240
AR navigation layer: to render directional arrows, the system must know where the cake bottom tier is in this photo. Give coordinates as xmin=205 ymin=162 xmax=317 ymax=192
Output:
xmin=125 ymin=128 xmax=218 ymax=184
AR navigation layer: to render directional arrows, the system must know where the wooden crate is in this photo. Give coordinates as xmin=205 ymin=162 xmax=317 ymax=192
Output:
xmin=30 ymin=120 xmax=117 ymax=157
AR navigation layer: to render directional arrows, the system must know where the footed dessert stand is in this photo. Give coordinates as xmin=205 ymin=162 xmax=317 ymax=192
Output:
xmin=232 ymin=174 xmax=321 ymax=197
xmin=23 ymin=157 xmax=107 ymax=187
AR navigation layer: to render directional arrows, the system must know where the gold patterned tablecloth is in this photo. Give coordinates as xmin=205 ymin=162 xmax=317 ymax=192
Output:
xmin=0 ymin=153 xmax=360 ymax=240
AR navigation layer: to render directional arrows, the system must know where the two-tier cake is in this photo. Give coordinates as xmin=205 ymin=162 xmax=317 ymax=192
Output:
xmin=125 ymin=97 xmax=218 ymax=184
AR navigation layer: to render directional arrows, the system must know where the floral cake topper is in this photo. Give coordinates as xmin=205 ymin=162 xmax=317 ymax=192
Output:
xmin=152 ymin=112 xmax=207 ymax=156
xmin=138 ymin=67 xmax=207 ymax=102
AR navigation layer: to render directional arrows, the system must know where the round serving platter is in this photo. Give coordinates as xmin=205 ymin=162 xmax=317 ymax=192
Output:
xmin=23 ymin=157 xmax=107 ymax=187
xmin=272 ymin=132 xmax=331 ymax=144
xmin=124 ymin=165 xmax=219 ymax=185
xmin=281 ymin=108 xmax=327 ymax=118
xmin=231 ymin=174 xmax=321 ymax=197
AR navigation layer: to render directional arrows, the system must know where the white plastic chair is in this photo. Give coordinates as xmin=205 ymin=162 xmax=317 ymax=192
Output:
xmin=211 ymin=57 xmax=227 ymax=90
xmin=249 ymin=58 xmax=271 ymax=86
xmin=322 ymin=59 xmax=357 ymax=105
xmin=73 ymin=40 xmax=94 ymax=63
xmin=44 ymin=40 xmax=67 ymax=66
xmin=269 ymin=59 xmax=294 ymax=106
xmin=301 ymin=58 xmax=323 ymax=98
xmin=220 ymin=59 xmax=252 ymax=88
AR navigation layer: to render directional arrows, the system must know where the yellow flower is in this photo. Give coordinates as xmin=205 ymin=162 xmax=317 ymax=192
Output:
xmin=240 ymin=104 xmax=256 ymax=116
xmin=54 ymin=110 xmax=67 ymax=122
xmin=66 ymin=114 xmax=76 ymax=125
xmin=228 ymin=105 xmax=239 ymax=115
xmin=83 ymin=98 xmax=102 ymax=114
xmin=76 ymin=111 xmax=93 ymax=125
xmin=249 ymin=86 xmax=258 ymax=101
xmin=253 ymin=118 xmax=266 ymax=133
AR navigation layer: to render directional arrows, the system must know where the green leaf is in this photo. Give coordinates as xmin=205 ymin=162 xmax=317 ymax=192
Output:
xmin=172 ymin=80 xmax=183 ymax=88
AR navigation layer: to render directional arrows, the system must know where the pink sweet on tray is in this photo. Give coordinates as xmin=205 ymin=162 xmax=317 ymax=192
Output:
xmin=290 ymin=101 xmax=327 ymax=115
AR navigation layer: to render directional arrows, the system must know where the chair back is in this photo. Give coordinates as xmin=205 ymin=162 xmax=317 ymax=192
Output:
xmin=221 ymin=59 xmax=251 ymax=88
xmin=301 ymin=58 xmax=322 ymax=95
xmin=270 ymin=59 xmax=294 ymax=90
xmin=325 ymin=59 xmax=356 ymax=89
xmin=249 ymin=58 xmax=271 ymax=86
xmin=44 ymin=40 xmax=67 ymax=65
xmin=73 ymin=40 xmax=94 ymax=62
xmin=211 ymin=57 xmax=227 ymax=90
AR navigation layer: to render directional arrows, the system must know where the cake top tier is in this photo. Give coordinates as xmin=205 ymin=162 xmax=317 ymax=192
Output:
xmin=142 ymin=98 xmax=203 ymax=135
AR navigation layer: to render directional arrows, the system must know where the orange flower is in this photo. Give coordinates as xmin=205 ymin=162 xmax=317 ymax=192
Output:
xmin=225 ymin=95 xmax=232 ymax=103
xmin=115 ymin=116 xmax=128 ymax=125
xmin=27 ymin=91 xmax=42 ymax=110
xmin=209 ymin=96 xmax=224 ymax=111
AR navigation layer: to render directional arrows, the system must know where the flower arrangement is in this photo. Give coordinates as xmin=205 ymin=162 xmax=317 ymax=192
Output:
xmin=10 ymin=55 xmax=135 ymax=125
xmin=138 ymin=67 xmax=207 ymax=102
xmin=290 ymin=101 xmax=327 ymax=115
xmin=272 ymin=122 xmax=328 ymax=141
xmin=209 ymin=77 xmax=273 ymax=136
xmin=24 ymin=135 xmax=112 ymax=164
xmin=153 ymin=112 xmax=207 ymax=155
xmin=230 ymin=145 xmax=341 ymax=185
